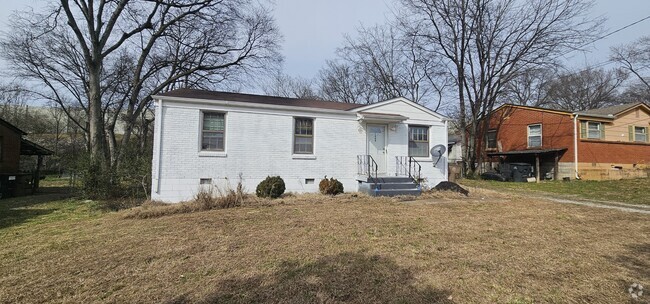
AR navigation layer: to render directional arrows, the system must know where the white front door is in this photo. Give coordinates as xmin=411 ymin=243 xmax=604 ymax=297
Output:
xmin=367 ymin=124 xmax=387 ymax=174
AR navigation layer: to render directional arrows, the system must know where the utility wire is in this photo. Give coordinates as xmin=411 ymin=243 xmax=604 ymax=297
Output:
xmin=540 ymin=14 xmax=650 ymax=82
xmin=556 ymin=14 xmax=650 ymax=60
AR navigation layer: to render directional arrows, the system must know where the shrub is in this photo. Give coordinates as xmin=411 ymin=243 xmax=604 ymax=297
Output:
xmin=256 ymin=176 xmax=285 ymax=198
xmin=75 ymin=142 xmax=152 ymax=200
xmin=319 ymin=177 xmax=344 ymax=195
xmin=123 ymin=181 xmax=248 ymax=219
xmin=194 ymin=186 xmax=243 ymax=209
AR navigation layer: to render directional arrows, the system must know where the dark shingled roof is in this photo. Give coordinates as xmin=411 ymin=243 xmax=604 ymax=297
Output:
xmin=21 ymin=139 xmax=54 ymax=156
xmin=580 ymin=102 xmax=649 ymax=116
xmin=158 ymin=88 xmax=365 ymax=111
xmin=487 ymin=148 xmax=568 ymax=156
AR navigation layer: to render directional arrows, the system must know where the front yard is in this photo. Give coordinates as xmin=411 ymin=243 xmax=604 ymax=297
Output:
xmin=0 ymin=188 xmax=648 ymax=303
xmin=461 ymin=178 xmax=650 ymax=206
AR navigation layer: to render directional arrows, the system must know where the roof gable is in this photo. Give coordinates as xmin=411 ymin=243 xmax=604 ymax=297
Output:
xmin=352 ymin=97 xmax=448 ymax=121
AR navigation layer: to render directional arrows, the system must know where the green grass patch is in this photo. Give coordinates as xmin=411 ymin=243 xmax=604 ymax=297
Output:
xmin=40 ymin=176 xmax=74 ymax=188
xmin=0 ymin=194 xmax=103 ymax=231
xmin=461 ymin=178 xmax=650 ymax=205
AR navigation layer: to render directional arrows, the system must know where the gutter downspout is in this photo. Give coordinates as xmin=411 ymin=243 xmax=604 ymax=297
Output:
xmin=444 ymin=119 xmax=449 ymax=182
xmin=154 ymin=99 xmax=165 ymax=194
xmin=573 ymin=114 xmax=580 ymax=180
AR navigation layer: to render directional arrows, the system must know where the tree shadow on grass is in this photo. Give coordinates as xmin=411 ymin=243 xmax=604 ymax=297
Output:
xmin=613 ymin=242 xmax=650 ymax=282
xmin=0 ymin=193 xmax=71 ymax=229
xmin=169 ymin=252 xmax=454 ymax=304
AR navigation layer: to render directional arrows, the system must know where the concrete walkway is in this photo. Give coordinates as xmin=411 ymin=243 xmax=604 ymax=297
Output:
xmin=458 ymin=183 xmax=650 ymax=214
xmin=539 ymin=196 xmax=650 ymax=214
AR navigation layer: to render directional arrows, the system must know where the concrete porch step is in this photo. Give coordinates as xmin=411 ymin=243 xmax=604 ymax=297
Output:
xmin=376 ymin=182 xmax=420 ymax=190
xmin=358 ymin=175 xmax=422 ymax=197
xmin=365 ymin=176 xmax=415 ymax=184
xmin=368 ymin=188 xmax=422 ymax=197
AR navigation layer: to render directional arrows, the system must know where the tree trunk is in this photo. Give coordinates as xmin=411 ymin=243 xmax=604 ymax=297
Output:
xmin=88 ymin=68 xmax=106 ymax=167
xmin=457 ymin=66 xmax=469 ymax=177
xmin=106 ymin=126 xmax=117 ymax=168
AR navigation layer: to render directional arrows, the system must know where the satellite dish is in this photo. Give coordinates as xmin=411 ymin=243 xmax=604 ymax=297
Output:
xmin=431 ymin=144 xmax=447 ymax=166
xmin=430 ymin=144 xmax=447 ymax=157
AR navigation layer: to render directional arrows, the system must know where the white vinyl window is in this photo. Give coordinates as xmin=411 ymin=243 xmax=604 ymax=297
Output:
xmin=408 ymin=126 xmax=429 ymax=157
xmin=635 ymin=126 xmax=648 ymax=142
xmin=587 ymin=122 xmax=602 ymax=139
xmin=527 ymin=124 xmax=542 ymax=148
xmin=201 ymin=112 xmax=225 ymax=151
xmin=294 ymin=118 xmax=314 ymax=154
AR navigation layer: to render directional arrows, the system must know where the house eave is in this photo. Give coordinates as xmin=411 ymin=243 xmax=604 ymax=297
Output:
xmin=152 ymin=95 xmax=358 ymax=116
xmin=356 ymin=112 xmax=409 ymax=123
xmin=351 ymin=97 xmax=449 ymax=121
xmin=573 ymin=112 xmax=616 ymax=120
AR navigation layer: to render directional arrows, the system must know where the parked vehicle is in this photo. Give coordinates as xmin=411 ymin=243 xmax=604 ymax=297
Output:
xmin=480 ymin=171 xmax=506 ymax=182
xmin=500 ymin=163 xmax=535 ymax=182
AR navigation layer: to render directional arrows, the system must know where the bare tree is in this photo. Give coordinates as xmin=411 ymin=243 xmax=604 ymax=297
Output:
xmin=0 ymin=84 xmax=52 ymax=133
xmin=544 ymin=68 xmax=626 ymax=111
xmin=612 ymin=36 xmax=650 ymax=91
xmin=2 ymin=0 xmax=282 ymax=172
xmin=399 ymin=0 xmax=602 ymax=175
xmin=318 ymin=25 xmax=447 ymax=109
xmin=500 ymin=67 xmax=556 ymax=107
xmin=619 ymin=81 xmax=650 ymax=104
xmin=318 ymin=60 xmax=377 ymax=104
xmin=0 ymin=84 xmax=30 ymax=127
xmin=264 ymin=73 xmax=320 ymax=99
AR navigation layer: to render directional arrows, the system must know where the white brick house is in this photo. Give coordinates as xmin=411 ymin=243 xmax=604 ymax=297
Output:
xmin=151 ymin=89 xmax=449 ymax=202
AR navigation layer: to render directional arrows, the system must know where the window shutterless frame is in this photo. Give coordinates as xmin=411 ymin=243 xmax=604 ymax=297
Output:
xmin=634 ymin=126 xmax=648 ymax=142
xmin=200 ymin=111 xmax=226 ymax=152
xmin=408 ymin=125 xmax=430 ymax=157
xmin=527 ymin=124 xmax=542 ymax=148
xmin=586 ymin=121 xmax=602 ymax=139
xmin=293 ymin=117 xmax=314 ymax=154
xmin=486 ymin=130 xmax=497 ymax=149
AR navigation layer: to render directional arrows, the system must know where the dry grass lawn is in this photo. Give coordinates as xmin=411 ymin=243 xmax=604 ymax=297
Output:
xmin=0 ymin=189 xmax=648 ymax=303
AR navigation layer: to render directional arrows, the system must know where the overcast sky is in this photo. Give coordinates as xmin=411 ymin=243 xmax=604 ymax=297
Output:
xmin=1 ymin=0 xmax=649 ymax=80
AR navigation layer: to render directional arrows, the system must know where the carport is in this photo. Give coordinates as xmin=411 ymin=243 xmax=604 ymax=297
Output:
xmin=20 ymin=139 xmax=54 ymax=193
xmin=487 ymin=148 xmax=567 ymax=182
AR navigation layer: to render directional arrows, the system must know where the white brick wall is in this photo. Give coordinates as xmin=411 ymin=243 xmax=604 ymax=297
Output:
xmin=152 ymin=98 xmax=448 ymax=202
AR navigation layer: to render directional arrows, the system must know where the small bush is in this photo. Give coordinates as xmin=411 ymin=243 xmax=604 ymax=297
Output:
xmin=319 ymin=177 xmax=344 ymax=195
xmin=194 ymin=186 xmax=243 ymax=210
xmin=256 ymin=176 xmax=286 ymax=198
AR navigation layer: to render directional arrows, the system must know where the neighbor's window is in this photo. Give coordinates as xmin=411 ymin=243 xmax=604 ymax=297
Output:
xmin=486 ymin=130 xmax=497 ymax=149
xmin=201 ymin=112 xmax=225 ymax=151
xmin=527 ymin=124 xmax=542 ymax=148
xmin=408 ymin=126 xmax=429 ymax=157
xmin=634 ymin=126 xmax=648 ymax=142
xmin=587 ymin=121 xmax=603 ymax=139
xmin=294 ymin=118 xmax=314 ymax=154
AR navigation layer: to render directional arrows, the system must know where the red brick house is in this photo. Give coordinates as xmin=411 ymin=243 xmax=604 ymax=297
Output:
xmin=481 ymin=102 xmax=650 ymax=181
xmin=0 ymin=117 xmax=53 ymax=198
